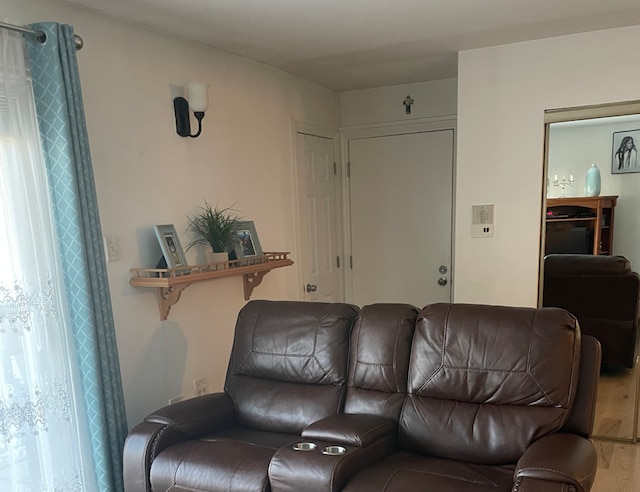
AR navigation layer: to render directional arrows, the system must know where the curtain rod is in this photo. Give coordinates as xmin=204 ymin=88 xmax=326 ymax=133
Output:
xmin=0 ymin=21 xmax=84 ymax=50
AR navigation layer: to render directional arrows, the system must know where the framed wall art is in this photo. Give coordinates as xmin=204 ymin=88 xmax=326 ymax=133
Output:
xmin=233 ymin=221 xmax=263 ymax=259
xmin=612 ymin=129 xmax=640 ymax=174
xmin=153 ymin=224 xmax=188 ymax=268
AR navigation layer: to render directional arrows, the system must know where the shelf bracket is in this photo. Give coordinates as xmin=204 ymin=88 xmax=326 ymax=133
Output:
xmin=158 ymin=284 xmax=190 ymax=320
xmin=243 ymin=270 xmax=269 ymax=300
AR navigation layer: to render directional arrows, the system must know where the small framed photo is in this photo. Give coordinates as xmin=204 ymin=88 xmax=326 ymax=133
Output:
xmin=612 ymin=129 xmax=640 ymax=174
xmin=153 ymin=224 xmax=188 ymax=268
xmin=233 ymin=221 xmax=263 ymax=259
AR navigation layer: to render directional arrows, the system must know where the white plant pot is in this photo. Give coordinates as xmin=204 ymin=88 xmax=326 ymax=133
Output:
xmin=207 ymin=251 xmax=229 ymax=270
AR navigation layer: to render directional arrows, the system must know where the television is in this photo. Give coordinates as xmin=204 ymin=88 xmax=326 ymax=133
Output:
xmin=545 ymin=226 xmax=592 ymax=255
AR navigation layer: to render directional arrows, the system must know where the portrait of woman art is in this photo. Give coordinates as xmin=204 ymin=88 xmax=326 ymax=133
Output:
xmin=612 ymin=129 xmax=640 ymax=174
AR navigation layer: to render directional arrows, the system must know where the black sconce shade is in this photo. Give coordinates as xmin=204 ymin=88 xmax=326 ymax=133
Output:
xmin=174 ymin=96 xmax=205 ymax=138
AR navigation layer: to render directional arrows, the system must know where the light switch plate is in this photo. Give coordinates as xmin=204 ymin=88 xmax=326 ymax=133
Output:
xmin=103 ymin=234 xmax=119 ymax=262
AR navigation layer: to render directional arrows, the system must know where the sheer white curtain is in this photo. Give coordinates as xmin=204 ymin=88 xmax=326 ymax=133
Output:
xmin=0 ymin=29 xmax=97 ymax=491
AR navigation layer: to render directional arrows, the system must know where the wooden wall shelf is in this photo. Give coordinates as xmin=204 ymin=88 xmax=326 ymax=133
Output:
xmin=130 ymin=252 xmax=293 ymax=320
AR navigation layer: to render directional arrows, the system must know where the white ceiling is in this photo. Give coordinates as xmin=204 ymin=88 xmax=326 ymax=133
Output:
xmin=63 ymin=0 xmax=640 ymax=91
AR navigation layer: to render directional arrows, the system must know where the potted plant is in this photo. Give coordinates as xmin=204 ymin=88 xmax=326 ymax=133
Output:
xmin=186 ymin=201 xmax=242 ymax=267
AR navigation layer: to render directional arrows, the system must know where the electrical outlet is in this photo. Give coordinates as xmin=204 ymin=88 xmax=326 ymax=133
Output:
xmin=169 ymin=394 xmax=183 ymax=405
xmin=193 ymin=377 xmax=208 ymax=397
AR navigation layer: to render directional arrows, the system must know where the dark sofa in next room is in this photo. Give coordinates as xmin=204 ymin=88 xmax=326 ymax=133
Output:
xmin=543 ymin=253 xmax=639 ymax=368
xmin=123 ymin=300 xmax=601 ymax=492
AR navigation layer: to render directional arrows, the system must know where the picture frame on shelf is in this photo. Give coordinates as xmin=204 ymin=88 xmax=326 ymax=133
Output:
xmin=612 ymin=129 xmax=640 ymax=174
xmin=153 ymin=224 xmax=188 ymax=268
xmin=233 ymin=221 xmax=263 ymax=260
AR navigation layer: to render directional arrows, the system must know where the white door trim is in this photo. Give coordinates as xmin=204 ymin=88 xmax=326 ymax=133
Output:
xmin=290 ymin=117 xmax=344 ymax=301
xmin=340 ymin=116 xmax=458 ymax=303
xmin=340 ymin=115 xmax=457 ymax=140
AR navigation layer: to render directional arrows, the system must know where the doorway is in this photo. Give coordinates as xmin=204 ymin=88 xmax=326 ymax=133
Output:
xmin=540 ymin=100 xmax=640 ymax=443
xmin=295 ymin=131 xmax=343 ymax=302
xmin=347 ymin=128 xmax=454 ymax=308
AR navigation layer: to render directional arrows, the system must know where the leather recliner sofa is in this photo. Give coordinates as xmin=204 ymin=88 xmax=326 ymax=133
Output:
xmin=543 ymin=253 xmax=640 ymax=368
xmin=123 ymin=300 xmax=601 ymax=492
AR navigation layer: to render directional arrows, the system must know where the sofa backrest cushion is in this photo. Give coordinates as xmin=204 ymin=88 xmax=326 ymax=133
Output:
xmin=399 ymin=303 xmax=580 ymax=465
xmin=544 ymin=253 xmax=631 ymax=275
xmin=344 ymin=303 xmax=418 ymax=422
xmin=225 ymin=300 xmax=359 ymax=433
xmin=543 ymin=254 xmax=639 ymax=322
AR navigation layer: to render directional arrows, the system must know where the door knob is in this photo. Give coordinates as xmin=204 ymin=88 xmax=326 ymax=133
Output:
xmin=306 ymin=283 xmax=317 ymax=292
xmin=437 ymin=277 xmax=448 ymax=286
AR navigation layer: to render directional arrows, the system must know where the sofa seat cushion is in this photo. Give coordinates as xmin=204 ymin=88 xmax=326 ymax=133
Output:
xmin=342 ymin=452 xmax=515 ymax=492
xmin=150 ymin=427 xmax=299 ymax=492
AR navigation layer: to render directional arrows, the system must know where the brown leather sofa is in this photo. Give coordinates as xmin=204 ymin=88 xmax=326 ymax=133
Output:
xmin=123 ymin=300 xmax=601 ymax=492
xmin=543 ymin=253 xmax=640 ymax=368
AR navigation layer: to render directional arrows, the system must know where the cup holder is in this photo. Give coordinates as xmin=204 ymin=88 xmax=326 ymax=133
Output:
xmin=322 ymin=445 xmax=346 ymax=456
xmin=292 ymin=442 xmax=317 ymax=451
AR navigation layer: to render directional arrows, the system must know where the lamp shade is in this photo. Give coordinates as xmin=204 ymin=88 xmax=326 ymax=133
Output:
xmin=187 ymin=82 xmax=209 ymax=112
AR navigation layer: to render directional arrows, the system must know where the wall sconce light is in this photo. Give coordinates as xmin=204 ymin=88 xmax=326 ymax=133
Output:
xmin=173 ymin=82 xmax=209 ymax=138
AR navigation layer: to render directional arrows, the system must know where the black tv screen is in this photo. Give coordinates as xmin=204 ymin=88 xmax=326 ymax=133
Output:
xmin=545 ymin=227 xmax=592 ymax=255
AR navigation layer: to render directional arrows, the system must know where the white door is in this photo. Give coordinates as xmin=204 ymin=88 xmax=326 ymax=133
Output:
xmin=348 ymin=129 xmax=454 ymax=308
xmin=296 ymin=133 xmax=343 ymax=302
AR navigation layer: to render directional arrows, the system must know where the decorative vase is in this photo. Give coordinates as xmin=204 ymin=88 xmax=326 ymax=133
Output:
xmin=207 ymin=251 xmax=228 ymax=270
xmin=584 ymin=164 xmax=601 ymax=197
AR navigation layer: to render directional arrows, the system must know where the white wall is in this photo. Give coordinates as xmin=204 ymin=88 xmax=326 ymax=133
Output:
xmin=456 ymin=26 xmax=640 ymax=306
xmin=6 ymin=0 xmax=337 ymax=425
xmin=338 ymin=79 xmax=457 ymax=127
xmin=548 ymin=118 xmax=640 ymax=270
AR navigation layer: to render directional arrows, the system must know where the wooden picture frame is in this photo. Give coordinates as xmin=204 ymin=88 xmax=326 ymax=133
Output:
xmin=154 ymin=224 xmax=188 ymax=268
xmin=233 ymin=221 xmax=263 ymax=259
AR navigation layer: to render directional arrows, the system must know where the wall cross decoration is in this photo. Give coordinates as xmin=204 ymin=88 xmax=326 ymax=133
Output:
xmin=403 ymin=95 xmax=414 ymax=114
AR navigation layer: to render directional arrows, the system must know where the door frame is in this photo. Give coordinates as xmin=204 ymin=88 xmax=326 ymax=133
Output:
xmin=290 ymin=117 xmax=345 ymax=301
xmin=340 ymin=116 xmax=458 ymax=303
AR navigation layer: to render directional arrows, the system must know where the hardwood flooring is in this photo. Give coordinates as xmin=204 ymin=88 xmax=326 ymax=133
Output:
xmin=591 ymin=359 xmax=639 ymax=491
xmin=593 ymin=364 xmax=638 ymax=441
xmin=592 ymin=440 xmax=640 ymax=492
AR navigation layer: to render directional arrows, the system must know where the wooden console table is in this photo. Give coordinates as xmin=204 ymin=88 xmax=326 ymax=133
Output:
xmin=130 ymin=252 xmax=293 ymax=320
xmin=546 ymin=196 xmax=617 ymax=255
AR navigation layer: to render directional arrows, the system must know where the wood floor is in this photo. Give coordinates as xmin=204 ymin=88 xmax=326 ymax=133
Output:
xmin=593 ymin=365 xmax=638 ymax=441
xmin=590 ymin=360 xmax=639 ymax=491
xmin=592 ymin=440 xmax=640 ymax=491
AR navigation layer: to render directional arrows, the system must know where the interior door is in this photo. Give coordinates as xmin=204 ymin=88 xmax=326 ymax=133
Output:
xmin=296 ymin=133 xmax=343 ymax=302
xmin=348 ymin=129 xmax=454 ymax=307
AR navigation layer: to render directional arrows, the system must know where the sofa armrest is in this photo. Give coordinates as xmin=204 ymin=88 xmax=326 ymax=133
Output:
xmin=269 ymin=414 xmax=396 ymax=492
xmin=302 ymin=414 xmax=396 ymax=447
xmin=144 ymin=391 xmax=236 ymax=437
xmin=514 ymin=433 xmax=597 ymax=492
xmin=123 ymin=393 xmax=237 ymax=491
xmin=124 ymin=421 xmax=183 ymax=491
xmin=123 ymin=393 xmax=235 ymax=492
xmin=513 ymin=477 xmax=579 ymax=491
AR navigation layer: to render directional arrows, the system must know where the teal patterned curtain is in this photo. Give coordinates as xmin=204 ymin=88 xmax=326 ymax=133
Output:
xmin=26 ymin=23 xmax=127 ymax=492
